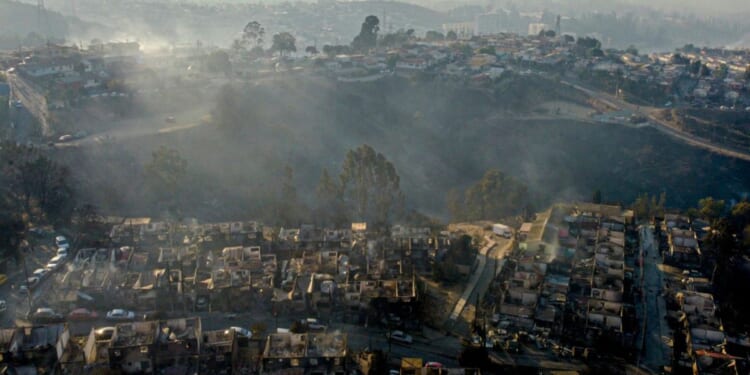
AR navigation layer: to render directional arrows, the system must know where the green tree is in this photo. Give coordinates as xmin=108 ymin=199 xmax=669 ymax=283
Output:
xmin=339 ymin=144 xmax=403 ymax=227
xmin=425 ymin=30 xmax=444 ymax=41
xmin=576 ymin=36 xmax=601 ymax=50
xmin=305 ymin=45 xmax=318 ymax=55
xmin=631 ymin=192 xmax=665 ymax=221
xmin=454 ymin=169 xmax=530 ymax=221
xmin=625 ymin=45 xmax=639 ymax=55
xmin=0 ymin=143 xmax=74 ymax=223
xmin=352 ymin=15 xmax=380 ymax=51
xmin=446 ymin=30 xmax=458 ymax=41
xmin=698 ymin=197 xmax=726 ymax=224
xmin=316 ymin=168 xmax=346 ymax=226
xmin=271 ymin=32 xmax=296 ymax=57
xmin=144 ymin=146 xmax=187 ymax=207
xmin=240 ymin=21 xmax=265 ymax=50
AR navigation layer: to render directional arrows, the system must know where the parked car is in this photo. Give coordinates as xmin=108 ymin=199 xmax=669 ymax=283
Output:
xmin=165 ymin=116 xmax=176 ymax=123
xmin=0 ymin=300 xmax=6 ymax=313
xmin=26 ymin=276 xmax=40 ymax=288
xmin=45 ymin=255 xmax=66 ymax=270
xmin=14 ymin=100 xmax=22 ymax=108
xmin=58 ymin=134 xmax=73 ymax=142
xmin=386 ymin=330 xmax=413 ymax=344
xmin=106 ymin=309 xmax=135 ymax=321
xmin=57 ymin=248 xmax=68 ymax=257
xmin=227 ymin=326 xmax=253 ymax=339
xmin=32 ymin=268 xmax=47 ymax=278
xmin=303 ymin=318 xmax=327 ymax=331
xmin=94 ymin=327 xmax=116 ymax=340
xmin=17 ymin=285 xmax=29 ymax=296
xmin=32 ymin=308 xmax=64 ymax=323
xmin=68 ymin=308 xmax=99 ymax=321
xmin=425 ymin=362 xmax=443 ymax=368
xmin=55 ymin=236 xmax=70 ymax=250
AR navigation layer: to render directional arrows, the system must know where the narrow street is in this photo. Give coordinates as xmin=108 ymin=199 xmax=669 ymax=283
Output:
xmin=638 ymin=225 xmax=671 ymax=371
xmin=445 ymin=235 xmax=512 ymax=336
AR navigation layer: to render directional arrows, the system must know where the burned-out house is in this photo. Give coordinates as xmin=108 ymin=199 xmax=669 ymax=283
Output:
xmin=261 ymin=332 xmax=347 ymax=375
xmin=105 ymin=318 xmax=202 ymax=374
xmin=200 ymin=330 xmax=237 ymax=375
xmin=0 ymin=325 xmax=71 ymax=374
xmin=667 ymin=229 xmax=702 ymax=266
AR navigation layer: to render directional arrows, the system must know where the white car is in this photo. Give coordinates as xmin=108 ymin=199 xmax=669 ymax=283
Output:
xmin=32 ymin=268 xmax=47 ymax=278
xmin=26 ymin=276 xmax=39 ymax=288
xmin=227 ymin=326 xmax=252 ymax=338
xmin=45 ymin=254 xmax=66 ymax=270
xmin=386 ymin=330 xmax=413 ymax=344
xmin=106 ymin=309 xmax=135 ymax=321
xmin=55 ymin=236 xmax=70 ymax=250
xmin=57 ymin=248 xmax=68 ymax=257
xmin=304 ymin=318 xmax=327 ymax=331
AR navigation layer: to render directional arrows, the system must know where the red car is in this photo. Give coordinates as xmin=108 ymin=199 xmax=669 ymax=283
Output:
xmin=68 ymin=308 xmax=99 ymax=321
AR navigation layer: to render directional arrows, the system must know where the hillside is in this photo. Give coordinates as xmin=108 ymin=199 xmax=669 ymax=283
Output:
xmin=59 ymin=74 xmax=750 ymax=221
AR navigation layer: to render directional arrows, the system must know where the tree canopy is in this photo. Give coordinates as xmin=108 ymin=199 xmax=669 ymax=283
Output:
xmin=425 ymin=30 xmax=444 ymax=41
xmin=340 ymin=144 xmax=403 ymax=227
xmin=352 ymin=15 xmax=379 ymax=51
xmin=241 ymin=21 xmax=265 ymax=48
xmin=0 ymin=142 xmax=73 ymax=223
xmin=271 ymin=32 xmax=297 ymax=56
xmin=698 ymin=196 xmax=725 ymax=223
xmin=448 ymin=169 xmax=531 ymax=221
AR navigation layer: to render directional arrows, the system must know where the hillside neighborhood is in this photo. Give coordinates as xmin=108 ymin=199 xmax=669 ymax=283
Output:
xmin=0 ymin=30 xmax=749 ymax=117
xmin=1 ymin=5 xmax=750 ymax=375
xmin=0 ymin=200 xmax=749 ymax=374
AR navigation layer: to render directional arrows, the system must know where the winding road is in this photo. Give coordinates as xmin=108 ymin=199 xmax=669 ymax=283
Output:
xmin=561 ymin=79 xmax=750 ymax=162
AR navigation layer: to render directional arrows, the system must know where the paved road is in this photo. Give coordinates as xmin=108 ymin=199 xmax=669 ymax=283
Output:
xmin=447 ymin=237 xmax=496 ymax=322
xmin=446 ymin=236 xmax=513 ymax=337
xmin=638 ymin=226 xmax=671 ymax=371
xmin=339 ymin=322 xmax=461 ymax=366
xmin=53 ymin=105 xmax=211 ymax=149
xmin=7 ymin=73 xmax=49 ymax=137
xmin=561 ymin=80 xmax=750 ymax=162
